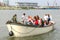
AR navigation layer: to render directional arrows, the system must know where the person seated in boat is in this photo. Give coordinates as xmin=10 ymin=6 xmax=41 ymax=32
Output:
xmin=44 ymin=14 xmax=48 ymax=26
xmin=12 ymin=14 xmax=17 ymax=23
xmin=40 ymin=18 xmax=44 ymax=27
xmin=44 ymin=20 xmax=47 ymax=26
xmin=21 ymin=13 xmax=27 ymax=24
xmin=36 ymin=15 xmax=44 ymax=26
xmin=48 ymin=14 xmax=52 ymax=23
xmin=26 ymin=16 xmax=33 ymax=25
xmin=33 ymin=16 xmax=39 ymax=26
xmin=47 ymin=14 xmax=53 ymax=25
xmin=36 ymin=15 xmax=41 ymax=26
xmin=44 ymin=14 xmax=53 ymax=26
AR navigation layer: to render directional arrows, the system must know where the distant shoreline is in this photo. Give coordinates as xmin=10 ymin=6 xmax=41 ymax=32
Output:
xmin=0 ymin=6 xmax=60 ymax=10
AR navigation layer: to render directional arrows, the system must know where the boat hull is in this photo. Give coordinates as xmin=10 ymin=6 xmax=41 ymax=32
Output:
xmin=6 ymin=23 xmax=54 ymax=37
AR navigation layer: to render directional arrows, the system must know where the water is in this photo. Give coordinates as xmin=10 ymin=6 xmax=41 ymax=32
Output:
xmin=0 ymin=9 xmax=60 ymax=40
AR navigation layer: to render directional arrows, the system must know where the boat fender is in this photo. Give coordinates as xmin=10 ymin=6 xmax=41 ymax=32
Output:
xmin=9 ymin=31 xmax=14 ymax=36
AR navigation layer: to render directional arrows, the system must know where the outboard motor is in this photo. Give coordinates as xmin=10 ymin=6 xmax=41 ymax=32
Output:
xmin=9 ymin=31 xmax=14 ymax=36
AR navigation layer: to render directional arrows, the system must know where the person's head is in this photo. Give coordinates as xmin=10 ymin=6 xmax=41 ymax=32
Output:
xmin=28 ymin=16 xmax=31 ymax=18
xmin=36 ymin=15 xmax=40 ymax=20
xmin=28 ymin=16 xmax=32 ymax=19
xmin=14 ymin=14 xmax=17 ymax=16
xmin=48 ymin=14 xmax=50 ymax=17
xmin=23 ymin=13 xmax=26 ymax=15
xmin=34 ymin=16 xmax=37 ymax=20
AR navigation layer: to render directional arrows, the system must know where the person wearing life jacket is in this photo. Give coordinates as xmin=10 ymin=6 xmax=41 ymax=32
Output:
xmin=36 ymin=15 xmax=44 ymax=27
xmin=33 ymin=16 xmax=39 ymax=26
xmin=36 ymin=15 xmax=41 ymax=26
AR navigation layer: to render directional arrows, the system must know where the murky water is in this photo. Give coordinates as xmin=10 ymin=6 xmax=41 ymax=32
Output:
xmin=0 ymin=9 xmax=60 ymax=40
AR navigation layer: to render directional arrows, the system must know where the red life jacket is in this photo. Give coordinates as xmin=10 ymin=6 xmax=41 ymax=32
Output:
xmin=35 ymin=20 xmax=38 ymax=25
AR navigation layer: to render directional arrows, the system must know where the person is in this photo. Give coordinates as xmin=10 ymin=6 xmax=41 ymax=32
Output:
xmin=36 ymin=15 xmax=44 ymax=27
xmin=33 ymin=16 xmax=39 ymax=26
xmin=12 ymin=14 xmax=17 ymax=23
xmin=40 ymin=18 xmax=44 ymax=27
xmin=47 ymin=14 xmax=53 ymax=25
xmin=36 ymin=15 xmax=42 ymax=26
xmin=21 ymin=13 xmax=27 ymax=24
xmin=44 ymin=14 xmax=48 ymax=26
xmin=26 ymin=16 xmax=33 ymax=25
xmin=48 ymin=14 xmax=52 ymax=23
xmin=44 ymin=19 xmax=47 ymax=26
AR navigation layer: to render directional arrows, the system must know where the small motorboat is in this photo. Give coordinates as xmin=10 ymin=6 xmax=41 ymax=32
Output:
xmin=6 ymin=21 xmax=55 ymax=37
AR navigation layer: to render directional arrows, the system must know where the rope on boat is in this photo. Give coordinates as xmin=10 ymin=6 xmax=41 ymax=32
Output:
xmin=10 ymin=24 xmax=36 ymax=34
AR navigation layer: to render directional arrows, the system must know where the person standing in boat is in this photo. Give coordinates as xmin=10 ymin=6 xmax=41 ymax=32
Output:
xmin=21 ymin=13 xmax=27 ymax=24
xmin=12 ymin=14 xmax=17 ymax=23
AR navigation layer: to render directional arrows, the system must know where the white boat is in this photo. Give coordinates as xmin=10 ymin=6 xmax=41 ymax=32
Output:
xmin=6 ymin=21 xmax=55 ymax=37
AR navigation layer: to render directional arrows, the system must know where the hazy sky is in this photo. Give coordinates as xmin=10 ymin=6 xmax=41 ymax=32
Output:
xmin=0 ymin=0 xmax=60 ymax=6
